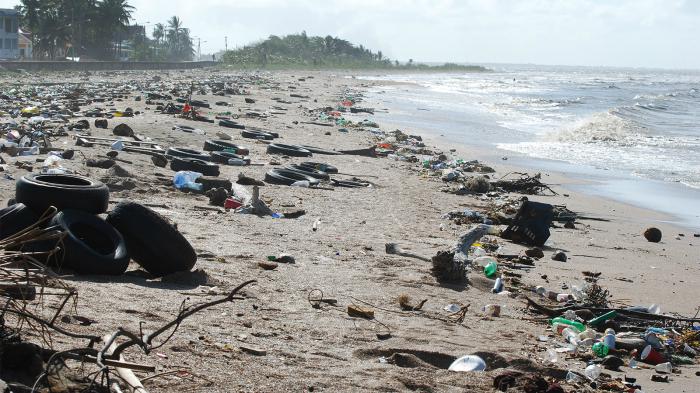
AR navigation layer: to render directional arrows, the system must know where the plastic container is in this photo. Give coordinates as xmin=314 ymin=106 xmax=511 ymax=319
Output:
xmin=448 ymin=355 xmax=486 ymax=372
xmin=550 ymin=317 xmax=585 ymax=332
xmin=483 ymin=261 xmax=498 ymax=278
xmin=173 ymin=171 xmax=203 ymax=191
xmin=592 ymin=342 xmax=609 ymax=357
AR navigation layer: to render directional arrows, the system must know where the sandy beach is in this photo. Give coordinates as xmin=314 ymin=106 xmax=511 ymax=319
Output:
xmin=1 ymin=68 xmax=698 ymax=393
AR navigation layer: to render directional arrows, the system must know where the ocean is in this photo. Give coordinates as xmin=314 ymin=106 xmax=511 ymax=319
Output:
xmin=359 ymin=64 xmax=700 ymax=229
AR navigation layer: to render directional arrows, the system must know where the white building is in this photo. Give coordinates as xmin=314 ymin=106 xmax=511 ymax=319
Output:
xmin=0 ymin=8 xmax=19 ymax=60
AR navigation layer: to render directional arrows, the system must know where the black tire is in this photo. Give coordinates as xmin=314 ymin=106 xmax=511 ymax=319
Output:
xmin=285 ymin=164 xmax=330 ymax=180
xmin=210 ymin=151 xmax=250 ymax=165
xmin=301 ymin=145 xmax=342 ymax=155
xmin=16 ymin=174 xmax=109 ymax=214
xmin=0 ymin=203 xmax=39 ymax=240
xmin=266 ymin=143 xmax=312 ymax=157
xmin=203 ymin=140 xmax=250 ymax=155
xmin=331 ymin=179 xmax=370 ymax=188
xmin=219 ymin=119 xmax=245 ymax=129
xmin=48 ymin=210 xmax=129 ymax=275
xmin=241 ymin=130 xmax=274 ymax=140
xmin=265 ymin=169 xmax=320 ymax=186
xmin=299 ymin=162 xmax=339 ymax=174
xmin=166 ymin=147 xmax=211 ymax=161
xmin=170 ymin=157 xmax=220 ymax=176
xmin=106 ymin=202 xmax=197 ymax=277
xmin=196 ymin=176 xmax=232 ymax=192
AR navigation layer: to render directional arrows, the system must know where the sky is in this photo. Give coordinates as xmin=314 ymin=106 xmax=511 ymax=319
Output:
xmin=2 ymin=0 xmax=699 ymax=69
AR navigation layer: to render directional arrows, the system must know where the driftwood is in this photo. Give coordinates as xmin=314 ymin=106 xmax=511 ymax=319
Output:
xmin=525 ymin=296 xmax=700 ymax=324
xmin=386 ymin=225 xmax=497 ymax=284
xmin=492 ymin=172 xmax=557 ymax=195
xmin=431 ymin=225 xmax=495 ymax=283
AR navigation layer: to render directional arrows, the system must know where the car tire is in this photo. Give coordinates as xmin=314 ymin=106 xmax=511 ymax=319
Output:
xmin=203 ymin=140 xmax=249 ymax=155
xmin=47 ymin=210 xmax=129 ymax=275
xmin=0 ymin=203 xmax=39 ymax=240
xmin=266 ymin=143 xmax=312 ymax=157
xmin=166 ymin=147 xmax=211 ymax=161
xmin=106 ymin=202 xmax=197 ymax=277
xmin=285 ymin=164 xmax=330 ymax=180
xmin=210 ymin=151 xmax=250 ymax=165
xmin=219 ymin=119 xmax=245 ymax=129
xmin=170 ymin=157 xmax=220 ymax=176
xmin=265 ymin=169 xmax=320 ymax=186
xmin=241 ymin=130 xmax=275 ymax=140
xmin=16 ymin=174 xmax=109 ymax=214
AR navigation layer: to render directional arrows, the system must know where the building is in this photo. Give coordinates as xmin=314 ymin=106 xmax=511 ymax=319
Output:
xmin=0 ymin=8 xmax=19 ymax=60
xmin=18 ymin=28 xmax=32 ymax=59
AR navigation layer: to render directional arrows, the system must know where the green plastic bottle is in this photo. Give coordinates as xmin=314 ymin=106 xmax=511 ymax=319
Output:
xmin=484 ymin=261 xmax=498 ymax=278
xmin=592 ymin=342 xmax=609 ymax=357
xmin=550 ymin=317 xmax=585 ymax=332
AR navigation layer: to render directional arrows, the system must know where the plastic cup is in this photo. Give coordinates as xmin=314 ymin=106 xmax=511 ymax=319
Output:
xmin=640 ymin=345 xmax=664 ymax=365
xmin=655 ymin=362 xmax=673 ymax=373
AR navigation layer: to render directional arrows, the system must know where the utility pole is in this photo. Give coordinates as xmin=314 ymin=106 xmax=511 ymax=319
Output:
xmin=198 ymin=37 xmax=201 ymax=60
xmin=225 ymin=36 xmax=228 ymax=52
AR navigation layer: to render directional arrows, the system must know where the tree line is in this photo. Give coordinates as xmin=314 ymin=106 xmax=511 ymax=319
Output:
xmin=223 ymin=32 xmax=392 ymax=68
xmin=222 ymin=32 xmax=488 ymax=72
xmin=17 ymin=0 xmax=194 ymax=61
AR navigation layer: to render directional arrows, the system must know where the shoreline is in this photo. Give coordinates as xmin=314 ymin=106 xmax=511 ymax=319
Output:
xmin=358 ymin=76 xmax=700 ymax=232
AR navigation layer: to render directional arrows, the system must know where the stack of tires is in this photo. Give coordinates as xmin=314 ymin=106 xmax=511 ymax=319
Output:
xmin=2 ymin=174 xmax=196 ymax=277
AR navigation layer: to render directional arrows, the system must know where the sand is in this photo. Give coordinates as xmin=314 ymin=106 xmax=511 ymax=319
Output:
xmin=1 ymin=69 xmax=698 ymax=392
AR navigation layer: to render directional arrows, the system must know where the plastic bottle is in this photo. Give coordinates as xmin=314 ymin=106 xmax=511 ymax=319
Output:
xmin=592 ymin=342 xmax=609 ymax=357
xmin=565 ymin=371 xmax=583 ymax=383
xmin=603 ymin=329 xmax=616 ymax=350
xmin=173 ymin=171 xmax=203 ymax=191
xmin=584 ymin=364 xmax=602 ymax=380
xmin=291 ymin=180 xmax=310 ymax=187
xmin=550 ymin=317 xmax=585 ymax=332
xmin=228 ymin=158 xmax=247 ymax=166
xmin=561 ymin=327 xmax=580 ymax=346
xmin=492 ymin=277 xmax=504 ymax=293
xmin=483 ymin=261 xmax=498 ymax=278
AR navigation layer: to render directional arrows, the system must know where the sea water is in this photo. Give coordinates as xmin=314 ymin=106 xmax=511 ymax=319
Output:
xmin=360 ymin=64 xmax=700 ymax=229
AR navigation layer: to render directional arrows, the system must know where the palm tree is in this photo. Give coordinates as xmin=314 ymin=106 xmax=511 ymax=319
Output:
xmin=97 ymin=0 xmax=134 ymax=57
xmin=152 ymin=23 xmax=164 ymax=56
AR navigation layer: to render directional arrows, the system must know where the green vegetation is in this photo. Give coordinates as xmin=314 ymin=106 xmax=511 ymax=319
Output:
xmin=17 ymin=0 xmax=194 ymax=61
xmin=222 ymin=32 xmax=488 ymax=71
